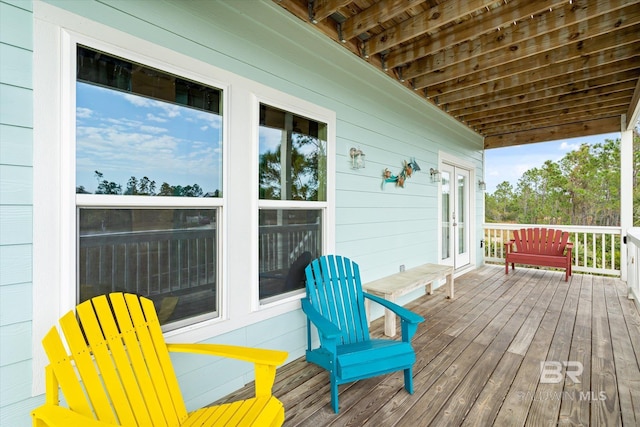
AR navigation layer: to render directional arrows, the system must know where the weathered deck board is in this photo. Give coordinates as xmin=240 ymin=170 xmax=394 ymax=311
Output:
xmin=214 ymin=265 xmax=640 ymax=426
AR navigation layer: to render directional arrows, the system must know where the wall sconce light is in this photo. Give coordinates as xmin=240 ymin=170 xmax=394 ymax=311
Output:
xmin=430 ymin=168 xmax=441 ymax=183
xmin=478 ymin=180 xmax=487 ymax=191
xmin=349 ymin=147 xmax=366 ymax=169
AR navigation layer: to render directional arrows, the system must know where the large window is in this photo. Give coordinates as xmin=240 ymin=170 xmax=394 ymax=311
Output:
xmin=75 ymin=45 xmax=223 ymax=328
xmin=258 ymin=104 xmax=327 ymax=302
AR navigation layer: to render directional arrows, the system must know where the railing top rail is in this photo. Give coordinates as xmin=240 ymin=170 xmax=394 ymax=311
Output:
xmin=484 ymin=223 xmax=622 ymax=234
xmin=628 ymin=227 xmax=640 ymax=245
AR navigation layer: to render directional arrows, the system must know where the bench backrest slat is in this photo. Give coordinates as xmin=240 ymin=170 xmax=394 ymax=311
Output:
xmin=514 ymin=228 xmax=569 ymax=256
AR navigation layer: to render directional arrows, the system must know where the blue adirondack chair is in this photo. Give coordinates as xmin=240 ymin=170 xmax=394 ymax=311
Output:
xmin=301 ymin=255 xmax=424 ymax=413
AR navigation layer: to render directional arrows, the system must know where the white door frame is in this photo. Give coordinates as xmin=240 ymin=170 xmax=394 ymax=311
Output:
xmin=437 ymin=152 xmax=477 ymax=271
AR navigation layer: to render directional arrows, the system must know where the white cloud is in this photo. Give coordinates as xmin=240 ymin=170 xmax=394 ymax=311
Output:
xmin=76 ymin=107 xmax=93 ymax=119
xmin=146 ymin=113 xmax=167 ymax=123
xmin=559 ymin=141 xmax=580 ymax=152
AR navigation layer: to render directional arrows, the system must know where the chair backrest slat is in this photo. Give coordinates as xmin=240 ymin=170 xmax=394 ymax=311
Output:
xmin=42 ymin=326 xmax=98 ymax=420
xmin=124 ymin=294 xmax=187 ymax=424
xmin=305 ymin=255 xmax=370 ymax=345
xmin=58 ymin=311 xmax=117 ymax=423
xmin=110 ymin=294 xmax=181 ymax=426
xmin=75 ymin=295 xmax=144 ymax=426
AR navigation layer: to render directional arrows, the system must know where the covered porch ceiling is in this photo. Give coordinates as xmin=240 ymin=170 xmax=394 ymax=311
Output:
xmin=274 ymin=0 xmax=640 ymax=148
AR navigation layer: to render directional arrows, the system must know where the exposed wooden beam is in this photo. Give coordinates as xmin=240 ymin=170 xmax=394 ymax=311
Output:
xmin=449 ymin=75 xmax=639 ymax=117
xmin=463 ymin=89 xmax=635 ymax=126
xmin=366 ymin=0 xmax=495 ymax=56
xmin=405 ymin=2 xmax=640 ymax=81
xmin=437 ymin=57 xmax=640 ymax=105
xmin=385 ymin=0 xmax=570 ymax=69
xmin=341 ymin=0 xmax=424 ymax=41
xmin=415 ymin=24 xmax=640 ymax=89
xmin=453 ymin=81 xmax=636 ymax=119
xmin=484 ymin=117 xmax=622 ymax=148
xmin=311 ymin=0 xmax=352 ymax=23
xmin=475 ymin=102 xmax=629 ymax=134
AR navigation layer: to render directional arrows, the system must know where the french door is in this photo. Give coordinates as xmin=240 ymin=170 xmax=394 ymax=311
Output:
xmin=440 ymin=163 xmax=471 ymax=268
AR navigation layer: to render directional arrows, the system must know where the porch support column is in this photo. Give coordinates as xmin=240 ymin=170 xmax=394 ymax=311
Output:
xmin=620 ymin=114 xmax=633 ymax=283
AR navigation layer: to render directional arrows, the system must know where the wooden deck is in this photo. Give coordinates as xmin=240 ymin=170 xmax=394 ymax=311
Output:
xmin=219 ymin=265 xmax=640 ymax=426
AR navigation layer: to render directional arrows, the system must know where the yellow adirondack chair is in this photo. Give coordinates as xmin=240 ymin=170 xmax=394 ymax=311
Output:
xmin=31 ymin=293 xmax=288 ymax=427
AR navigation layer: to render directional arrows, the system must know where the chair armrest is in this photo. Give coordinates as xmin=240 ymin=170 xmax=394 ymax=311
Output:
xmin=300 ymin=298 xmax=341 ymax=339
xmin=32 ymin=405 xmax=118 ymax=427
xmin=363 ymin=292 xmax=424 ymax=324
xmin=167 ymin=343 xmax=287 ymax=398
xmin=167 ymin=343 xmax=287 ymax=366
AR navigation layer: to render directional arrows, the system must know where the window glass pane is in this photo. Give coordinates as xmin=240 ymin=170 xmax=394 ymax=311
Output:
xmin=259 ymin=209 xmax=321 ymax=301
xmin=259 ymin=104 xmax=327 ymax=201
xmin=78 ymin=208 xmax=218 ymax=327
xmin=76 ymin=46 xmax=223 ymax=197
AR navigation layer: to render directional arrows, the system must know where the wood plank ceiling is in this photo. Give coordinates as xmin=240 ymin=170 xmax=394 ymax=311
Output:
xmin=274 ymin=0 xmax=640 ymax=148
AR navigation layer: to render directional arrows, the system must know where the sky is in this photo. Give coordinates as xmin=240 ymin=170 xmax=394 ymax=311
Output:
xmin=483 ymin=131 xmax=622 ymax=194
xmin=76 ymin=83 xmax=223 ymax=194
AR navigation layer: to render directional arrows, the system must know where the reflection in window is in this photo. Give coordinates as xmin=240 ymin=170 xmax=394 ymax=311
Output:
xmin=75 ymin=45 xmax=223 ymax=329
xmin=76 ymin=45 xmax=223 ymax=197
xmin=258 ymin=209 xmax=321 ymax=302
xmin=78 ymin=208 xmax=218 ymax=328
xmin=259 ymin=104 xmax=327 ymax=201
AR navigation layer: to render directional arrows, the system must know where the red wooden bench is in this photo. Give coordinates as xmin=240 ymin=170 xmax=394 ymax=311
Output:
xmin=504 ymin=228 xmax=573 ymax=281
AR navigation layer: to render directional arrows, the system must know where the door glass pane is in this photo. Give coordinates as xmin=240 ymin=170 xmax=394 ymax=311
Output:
xmin=259 ymin=209 xmax=321 ymax=302
xmin=441 ymin=171 xmax=451 ymax=260
xmin=457 ymin=173 xmax=466 ymax=254
xmin=78 ymin=208 xmax=218 ymax=328
xmin=259 ymin=104 xmax=327 ymax=201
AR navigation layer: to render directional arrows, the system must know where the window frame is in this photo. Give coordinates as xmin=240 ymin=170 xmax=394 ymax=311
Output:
xmin=71 ymin=39 xmax=228 ymax=326
xmin=253 ymin=95 xmax=335 ymax=309
xmin=73 ymin=45 xmax=226 ymax=330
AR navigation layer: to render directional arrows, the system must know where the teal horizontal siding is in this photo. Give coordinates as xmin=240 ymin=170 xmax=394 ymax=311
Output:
xmin=0 ymin=43 xmax=32 ymax=89
xmin=0 ymin=282 xmax=32 ymax=326
xmin=0 ymin=321 xmax=31 ymax=366
xmin=0 ymin=2 xmax=32 ymax=49
xmin=0 ymin=244 xmax=31 ymax=286
xmin=0 ymin=206 xmax=32 ymax=245
xmin=0 ymin=165 xmax=32 ymax=205
xmin=0 ymin=125 xmax=33 ymax=167
xmin=0 ymin=84 xmax=33 ymax=128
xmin=0 ymin=2 xmax=34 ymax=425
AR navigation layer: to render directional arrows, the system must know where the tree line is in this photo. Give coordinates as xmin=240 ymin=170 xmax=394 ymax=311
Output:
xmin=485 ymin=132 xmax=640 ymax=227
xmin=76 ymin=171 xmax=217 ymax=197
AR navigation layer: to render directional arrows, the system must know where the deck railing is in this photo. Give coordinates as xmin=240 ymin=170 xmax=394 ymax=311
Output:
xmin=79 ymin=228 xmax=217 ymax=298
xmin=627 ymin=228 xmax=640 ymax=308
xmin=79 ymin=224 xmax=320 ymax=296
xmin=483 ymin=223 xmax=622 ymax=277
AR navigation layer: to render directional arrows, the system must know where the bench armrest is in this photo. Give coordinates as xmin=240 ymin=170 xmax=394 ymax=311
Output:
xmin=504 ymin=239 xmax=515 ymax=252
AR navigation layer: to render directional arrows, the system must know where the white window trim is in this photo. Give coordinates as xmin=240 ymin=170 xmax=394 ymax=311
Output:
xmin=32 ymin=1 xmax=335 ymax=395
xmin=251 ymin=93 xmax=336 ymax=311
